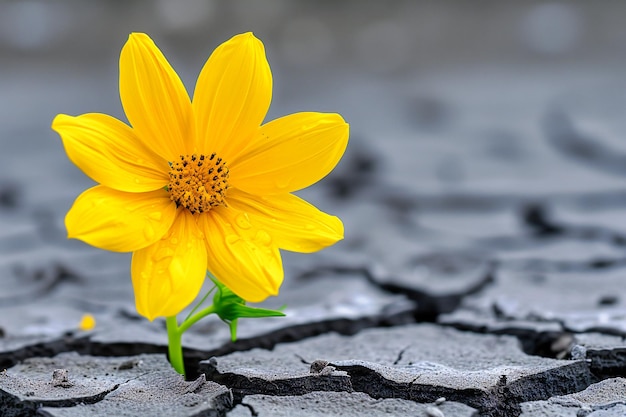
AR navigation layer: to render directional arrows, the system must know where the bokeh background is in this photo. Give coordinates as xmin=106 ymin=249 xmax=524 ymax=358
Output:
xmin=4 ymin=0 xmax=626 ymax=209
xmin=3 ymin=0 xmax=626 ymax=337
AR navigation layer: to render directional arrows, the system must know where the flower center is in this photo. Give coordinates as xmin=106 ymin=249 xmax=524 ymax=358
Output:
xmin=168 ymin=153 xmax=229 ymax=214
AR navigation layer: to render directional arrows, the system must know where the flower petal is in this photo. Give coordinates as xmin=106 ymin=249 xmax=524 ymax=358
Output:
xmin=120 ymin=33 xmax=193 ymax=160
xmin=66 ymin=185 xmax=177 ymax=252
xmin=228 ymin=189 xmax=343 ymax=253
xmin=198 ymin=206 xmax=283 ymax=303
xmin=193 ymin=32 xmax=272 ymax=161
xmin=131 ymin=209 xmax=207 ymax=320
xmin=53 ymin=113 xmax=168 ymax=192
xmin=231 ymin=112 xmax=349 ymax=194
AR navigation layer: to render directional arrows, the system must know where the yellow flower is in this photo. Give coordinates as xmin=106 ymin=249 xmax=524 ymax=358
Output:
xmin=52 ymin=33 xmax=348 ymax=321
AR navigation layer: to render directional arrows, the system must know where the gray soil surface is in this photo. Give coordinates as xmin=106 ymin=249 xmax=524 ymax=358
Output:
xmin=3 ymin=1 xmax=626 ymax=416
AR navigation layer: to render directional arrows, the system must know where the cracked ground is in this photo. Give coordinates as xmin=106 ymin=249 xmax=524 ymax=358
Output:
xmin=3 ymin=1 xmax=626 ymax=416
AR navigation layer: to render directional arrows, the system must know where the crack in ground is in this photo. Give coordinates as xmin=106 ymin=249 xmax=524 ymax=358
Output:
xmin=202 ymin=368 xmax=353 ymax=404
xmin=442 ymin=317 xmax=626 ymax=392
xmin=3 ymin=362 xmax=149 ymax=416
xmin=543 ymin=111 xmax=626 ymax=178
xmin=1 ymin=300 xmax=415 ymax=381
xmin=181 ymin=309 xmax=416 ymax=380
xmin=373 ymin=186 xmax=626 ymax=216
xmin=575 ymin=346 xmax=626 ymax=380
xmin=237 ymin=402 xmax=258 ymax=417
xmin=328 ymin=362 xmax=497 ymax=415
xmin=3 ymin=362 xmax=233 ymax=417
xmin=297 ymin=263 xmax=495 ymax=321
xmin=0 ymin=381 xmax=121 ymax=417
xmin=440 ymin=320 xmax=576 ymax=359
xmin=203 ymin=345 xmax=614 ymax=417
xmin=581 ymin=401 xmax=626 ymax=416
xmin=0 ymin=263 xmax=83 ymax=308
xmin=523 ymin=202 xmax=626 ymax=249
xmin=392 ymin=345 xmax=409 ymax=365
xmin=4 ymin=258 xmax=623 ymax=370
xmin=0 ymin=336 xmax=91 ymax=370
xmin=328 ymin=360 xmax=593 ymax=417
xmin=3 ymin=249 xmax=626 ymax=415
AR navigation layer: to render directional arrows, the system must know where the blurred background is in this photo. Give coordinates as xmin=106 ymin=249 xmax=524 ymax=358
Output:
xmin=3 ymin=0 xmax=626 ymax=208
xmin=3 ymin=0 xmax=626 ymax=337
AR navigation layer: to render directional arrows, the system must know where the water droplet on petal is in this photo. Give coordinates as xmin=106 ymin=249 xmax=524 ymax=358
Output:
xmin=226 ymin=234 xmax=240 ymax=245
xmin=305 ymin=223 xmax=316 ymax=231
xmin=148 ymin=212 xmax=162 ymax=221
xmin=144 ymin=225 xmax=156 ymax=241
xmin=168 ymin=257 xmax=184 ymax=278
xmin=153 ymin=247 xmax=174 ymax=262
xmin=170 ymin=237 xmax=179 ymax=245
xmin=235 ymin=213 xmax=251 ymax=229
xmin=255 ymin=230 xmax=272 ymax=246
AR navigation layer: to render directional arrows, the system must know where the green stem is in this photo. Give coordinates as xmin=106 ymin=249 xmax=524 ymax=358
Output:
xmin=166 ymin=316 xmax=185 ymax=377
xmin=184 ymin=284 xmax=216 ymax=322
xmin=179 ymin=304 xmax=216 ymax=334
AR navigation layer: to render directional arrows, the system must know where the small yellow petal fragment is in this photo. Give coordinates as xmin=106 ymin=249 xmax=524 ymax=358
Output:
xmin=78 ymin=314 xmax=96 ymax=331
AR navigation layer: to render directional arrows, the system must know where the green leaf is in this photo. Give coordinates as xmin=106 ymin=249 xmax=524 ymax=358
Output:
xmin=210 ymin=277 xmax=285 ymax=341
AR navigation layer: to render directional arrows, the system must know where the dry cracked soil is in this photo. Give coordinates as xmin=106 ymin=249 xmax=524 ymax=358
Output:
xmin=3 ymin=1 xmax=626 ymax=416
